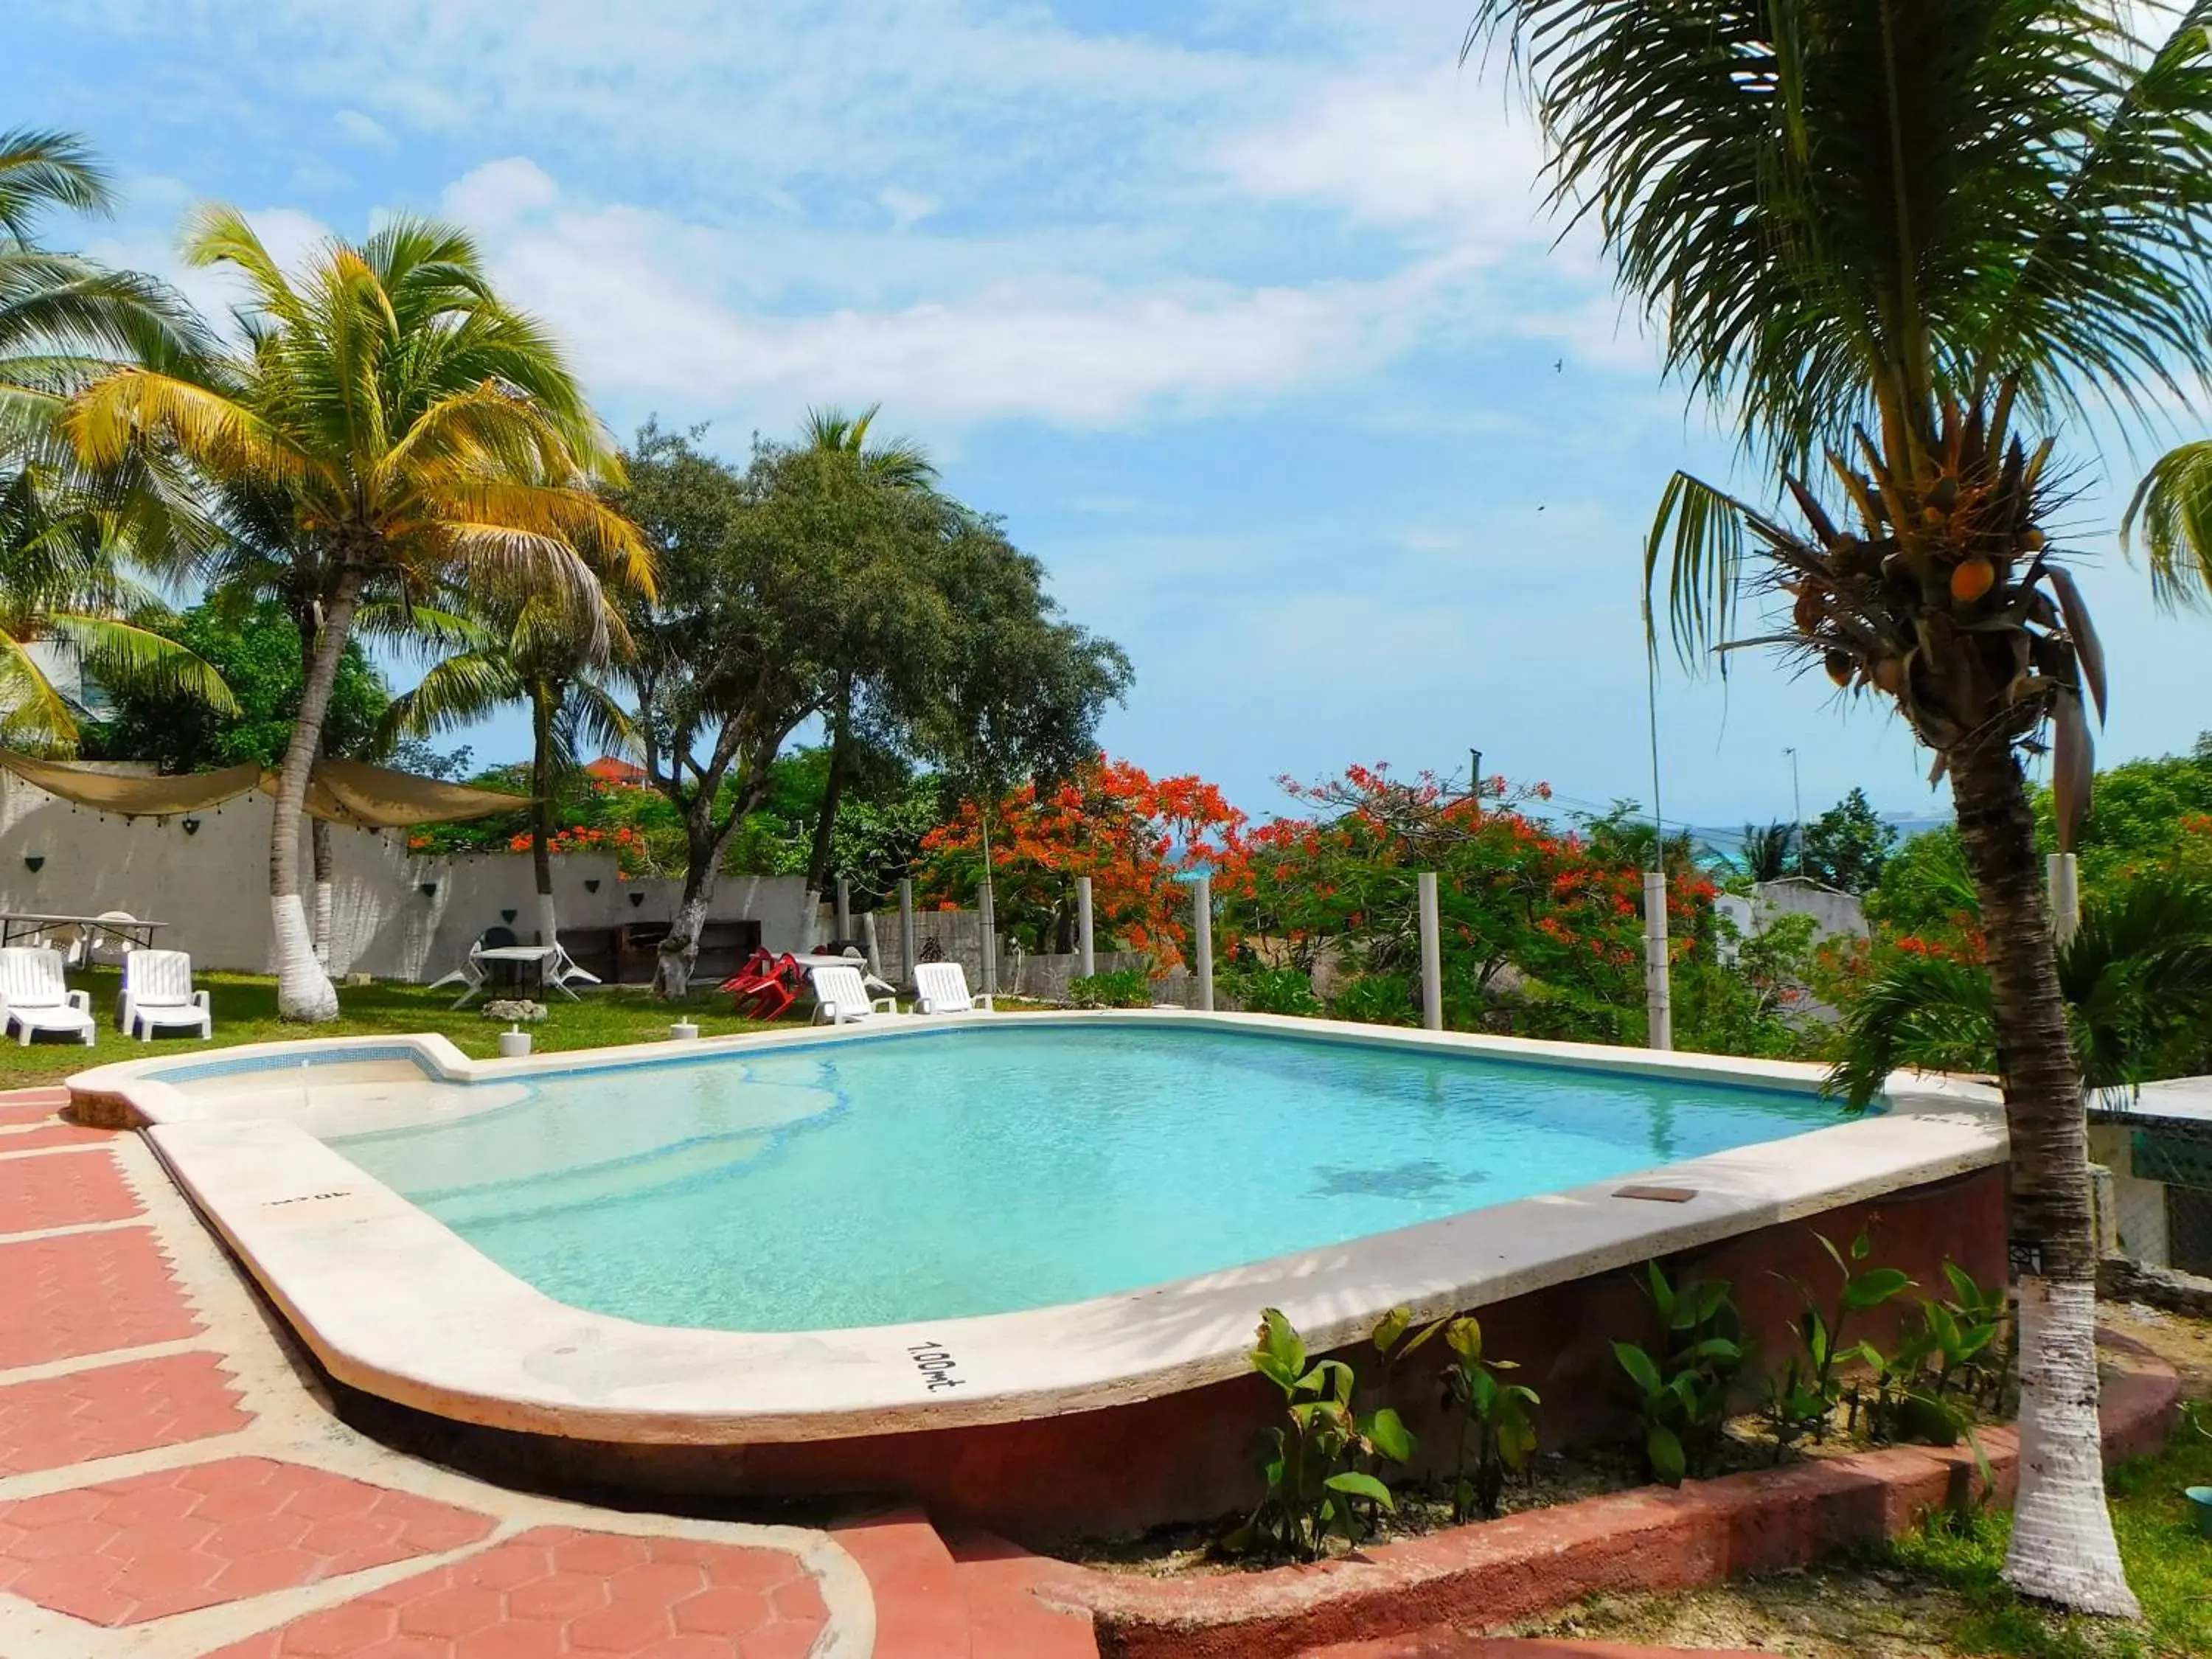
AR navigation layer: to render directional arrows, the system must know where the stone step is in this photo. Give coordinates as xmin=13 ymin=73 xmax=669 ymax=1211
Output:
xmin=948 ymin=1531 xmax=1099 ymax=1659
xmin=831 ymin=1509 xmax=974 ymax=1658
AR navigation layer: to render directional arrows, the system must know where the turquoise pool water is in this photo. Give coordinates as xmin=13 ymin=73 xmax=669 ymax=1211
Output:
xmin=325 ymin=1024 xmax=1839 ymax=1332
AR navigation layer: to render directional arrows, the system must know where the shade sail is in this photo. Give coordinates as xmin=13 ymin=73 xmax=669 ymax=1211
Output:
xmin=0 ymin=752 xmax=531 ymax=827
xmin=0 ymin=754 xmax=265 ymax=816
xmin=271 ymin=757 xmax=533 ymax=830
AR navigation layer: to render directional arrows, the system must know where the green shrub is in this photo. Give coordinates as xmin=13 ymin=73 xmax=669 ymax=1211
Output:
xmin=1331 ymin=972 xmax=1418 ymax=1026
xmin=1222 ymin=966 xmax=1323 ymax=1017
xmin=1068 ymin=969 xmax=1152 ymax=1009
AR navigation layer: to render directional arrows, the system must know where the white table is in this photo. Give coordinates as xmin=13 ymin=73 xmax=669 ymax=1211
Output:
xmin=0 ymin=913 xmax=167 ymax=952
xmin=452 ymin=944 xmax=564 ymax=1008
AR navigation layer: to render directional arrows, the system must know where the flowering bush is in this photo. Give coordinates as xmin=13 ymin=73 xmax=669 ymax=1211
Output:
xmin=918 ymin=756 xmax=1251 ymax=968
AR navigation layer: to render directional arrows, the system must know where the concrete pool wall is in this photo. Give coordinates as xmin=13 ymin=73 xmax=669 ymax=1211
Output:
xmin=70 ymin=1012 xmax=2011 ymax=1542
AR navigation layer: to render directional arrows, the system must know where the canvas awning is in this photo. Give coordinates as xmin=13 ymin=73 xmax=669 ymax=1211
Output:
xmin=0 ymin=751 xmax=531 ymax=827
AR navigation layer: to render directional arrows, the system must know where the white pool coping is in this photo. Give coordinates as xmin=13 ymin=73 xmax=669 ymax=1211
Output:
xmin=72 ymin=1012 xmax=2008 ymax=1446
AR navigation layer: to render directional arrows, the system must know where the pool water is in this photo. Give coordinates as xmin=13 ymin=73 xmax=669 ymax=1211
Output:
xmin=326 ymin=1024 xmax=1840 ymax=1332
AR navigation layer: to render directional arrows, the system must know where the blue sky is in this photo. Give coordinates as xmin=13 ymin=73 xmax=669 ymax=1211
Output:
xmin=13 ymin=0 xmax=2212 ymax=830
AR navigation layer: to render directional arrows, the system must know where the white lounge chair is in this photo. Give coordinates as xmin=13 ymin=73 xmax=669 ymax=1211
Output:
xmin=914 ymin=961 xmax=992 ymax=1015
xmin=118 ymin=950 xmax=213 ymax=1041
xmin=0 ymin=947 xmax=94 ymax=1046
xmin=809 ymin=962 xmax=899 ymax=1024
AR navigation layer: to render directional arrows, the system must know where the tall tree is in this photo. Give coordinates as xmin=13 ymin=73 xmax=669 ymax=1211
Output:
xmin=0 ymin=129 xmax=231 ymax=747
xmin=1802 ymin=788 xmax=1899 ymax=894
xmin=69 ymin=209 xmax=650 ymax=1019
xmin=383 ymin=590 xmax=633 ymax=947
xmin=1467 ymin=0 xmax=2212 ymax=1612
xmin=1736 ymin=821 xmax=1797 ymax=883
xmin=793 ymin=404 xmax=938 ymax=898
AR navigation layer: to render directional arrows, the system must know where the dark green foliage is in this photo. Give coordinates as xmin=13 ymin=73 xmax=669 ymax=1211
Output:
xmin=1068 ymin=969 xmax=1150 ymax=1009
xmin=1736 ymin=820 xmax=1795 ymax=882
xmin=1612 ymin=1261 xmax=1746 ymax=1484
xmin=1224 ymin=1309 xmax=1411 ymax=1560
xmin=1330 ymin=973 xmax=1418 ymax=1027
xmin=1801 ymin=788 xmax=1897 ymax=894
xmin=1220 ymin=966 xmax=1322 ymax=1017
xmin=81 ymin=598 xmax=387 ymax=771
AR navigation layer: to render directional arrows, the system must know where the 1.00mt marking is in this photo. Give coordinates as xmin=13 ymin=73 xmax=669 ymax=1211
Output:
xmin=908 ymin=1340 xmax=966 ymax=1392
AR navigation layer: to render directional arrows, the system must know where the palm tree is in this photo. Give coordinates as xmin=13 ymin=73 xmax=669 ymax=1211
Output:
xmin=795 ymin=405 xmax=938 ymax=900
xmin=1736 ymin=821 xmax=1796 ymax=884
xmin=69 ymin=209 xmax=653 ymax=1020
xmin=1833 ymin=872 xmax=2212 ymax=1107
xmin=1467 ymin=1 xmax=2212 ymax=1613
xmin=383 ymin=590 xmax=633 ymax=947
xmin=1 ymin=130 xmax=232 ymax=747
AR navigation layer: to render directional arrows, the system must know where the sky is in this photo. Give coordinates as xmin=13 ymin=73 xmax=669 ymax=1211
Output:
xmin=11 ymin=0 xmax=2212 ymax=832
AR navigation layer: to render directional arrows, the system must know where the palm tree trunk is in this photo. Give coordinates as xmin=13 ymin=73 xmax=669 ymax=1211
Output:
xmin=270 ymin=565 xmax=361 ymax=1020
xmin=530 ymin=687 xmax=558 ymax=947
xmin=1947 ymin=732 xmax=2137 ymax=1616
xmin=804 ymin=678 xmax=853 ymax=895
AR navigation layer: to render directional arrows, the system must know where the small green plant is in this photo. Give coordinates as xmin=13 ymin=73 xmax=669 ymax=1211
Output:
xmin=1923 ymin=1259 xmax=2011 ymax=1411
xmin=1613 ymin=1261 xmax=1746 ymax=1484
xmin=1330 ymin=972 xmax=1418 ymax=1026
xmin=1221 ymin=965 xmax=1323 ymax=1017
xmin=1369 ymin=1307 xmax=1542 ymax=1522
xmin=1068 ymin=969 xmax=1152 ymax=1009
xmin=1225 ymin=1309 xmax=1413 ymax=1559
xmin=1764 ymin=1226 xmax=1915 ymax=1456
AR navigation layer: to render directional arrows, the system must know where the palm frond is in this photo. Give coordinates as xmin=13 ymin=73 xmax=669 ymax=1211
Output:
xmin=2122 ymin=439 xmax=2212 ymax=611
xmin=0 ymin=129 xmax=114 ymax=239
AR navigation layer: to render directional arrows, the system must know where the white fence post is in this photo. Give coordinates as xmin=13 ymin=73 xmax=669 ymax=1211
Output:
xmin=1643 ymin=869 xmax=1673 ymax=1051
xmin=979 ymin=877 xmax=998 ymax=995
xmin=1076 ymin=875 xmax=1095 ymax=978
xmin=1418 ymin=870 xmax=1443 ymax=1031
xmin=1193 ymin=874 xmax=1214 ymax=1012
xmin=835 ymin=877 xmax=852 ymax=944
xmin=897 ymin=879 xmax=916 ymax=987
xmin=2048 ymin=852 xmax=2080 ymax=949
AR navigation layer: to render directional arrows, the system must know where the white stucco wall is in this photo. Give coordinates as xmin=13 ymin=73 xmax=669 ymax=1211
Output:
xmin=0 ymin=776 xmax=813 ymax=980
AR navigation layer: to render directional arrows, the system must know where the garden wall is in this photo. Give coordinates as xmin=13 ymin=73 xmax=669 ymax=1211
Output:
xmin=0 ymin=776 xmax=813 ymax=981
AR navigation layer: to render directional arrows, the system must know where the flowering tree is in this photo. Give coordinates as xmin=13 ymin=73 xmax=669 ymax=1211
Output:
xmin=918 ymin=756 xmax=1248 ymax=967
xmin=1234 ymin=764 xmax=1720 ymax=1043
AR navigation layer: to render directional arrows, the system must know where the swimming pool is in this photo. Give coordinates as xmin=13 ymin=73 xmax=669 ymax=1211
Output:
xmin=324 ymin=1022 xmax=1843 ymax=1332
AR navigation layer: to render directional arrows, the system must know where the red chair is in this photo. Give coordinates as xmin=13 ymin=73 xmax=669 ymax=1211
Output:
xmin=720 ymin=950 xmax=801 ymax=1020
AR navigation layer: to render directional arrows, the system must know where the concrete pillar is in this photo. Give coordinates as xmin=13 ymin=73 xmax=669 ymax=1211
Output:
xmin=898 ymin=879 xmax=916 ymax=987
xmin=1193 ymin=874 xmax=1214 ymax=1012
xmin=834 ymin=877 xmax=852 ymax=944
xmin=2048 ymin=852 xmax=2080 ymax=949
xmin=1643 ymin=869 xmax=1673 ymax=1051
xmin=1417 ymin=870 xmax=1443 ymax=1031
xmin=979 ymin=877 xmax=998 ymax=995
xmin=1076 ymin=875 xmax=1095 ymax=978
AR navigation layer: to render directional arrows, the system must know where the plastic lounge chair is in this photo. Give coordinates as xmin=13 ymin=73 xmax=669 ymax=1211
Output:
xmin=0 ymin=947 xmax=94 ymax=1046
xmin=118 ymin=949 xmax=213 ymax=1041
xmin=808 ymin=962 xmax=899 ymax=1025
xmin=914 ymin=961 xmax=993 ymax=1015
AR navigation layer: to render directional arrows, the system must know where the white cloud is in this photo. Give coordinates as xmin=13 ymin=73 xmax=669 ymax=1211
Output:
xmin=439 ymin=158 xmax=560 ymax=227
xmin=879 ymin=188 xmax=942 ymax=232
xmin=331 ymin=108 xmax=394 ymax=149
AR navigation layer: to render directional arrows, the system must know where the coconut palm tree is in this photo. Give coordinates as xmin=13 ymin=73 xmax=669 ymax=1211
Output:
xmin=68 ymin=208 xmax=653 ymax=1020
xmin=1467 ymin=0 xmax=2212 ymax=1614
xmin=1736 ymin=821 xmax=1796 ymax=884
xmin=0 ymin=129 xmax=232 ymax=747
xmin=382 ymin=590 xmax=633 ymax=948
xmin=796 ymin=404 xmax=939 ymax=900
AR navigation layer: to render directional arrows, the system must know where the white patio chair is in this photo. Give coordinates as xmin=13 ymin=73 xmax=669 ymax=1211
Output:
xmin=425 ymin=925 xmax=519 ymax=1009
xmin=118 ymin=950 xmax=213 ymax=1042
xmin=913 ymin=961 xmax=993 ymax=1015
xmin=545 ymin=941 xmax=602 ymax=1001
xmin=85 ymin=911 xmax=141 ymax=968
xmin=0 ymin=947 xmax=94 ymax=1046
xmin=808 ymin=962 xmax=900 ymax=1025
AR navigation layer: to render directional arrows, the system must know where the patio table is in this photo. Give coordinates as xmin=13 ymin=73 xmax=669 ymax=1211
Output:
xmin=453 ymin=943 xmax=563 ymax=1008
xmin=0 ymin=912 xmax=167 ymax=951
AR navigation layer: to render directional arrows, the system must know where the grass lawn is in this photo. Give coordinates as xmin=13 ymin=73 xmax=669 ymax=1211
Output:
xmin=0 ymin=966 xmax=778 ymax=1087
xmin=1517 ymin=1305 xmax=2212 ymax=1658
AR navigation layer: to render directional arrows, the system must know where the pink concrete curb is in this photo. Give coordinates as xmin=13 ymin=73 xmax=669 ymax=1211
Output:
xmin=1002 ymin=1335 xmax=2180 ymax=1659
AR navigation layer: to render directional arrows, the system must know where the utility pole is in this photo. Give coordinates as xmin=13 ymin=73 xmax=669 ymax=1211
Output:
xmin=1469 ymin=748 xmax=1483 ymax=801
xmin=1784 ymin=746 xmax=1804 ymax=877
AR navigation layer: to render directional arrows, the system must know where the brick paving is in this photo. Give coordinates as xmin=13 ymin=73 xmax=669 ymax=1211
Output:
xmin=0 ymin=1352 xmax=250 ymax=1475
xmin=0 ymin=1145 xmax=145 ymax=1232
xmin=0 ymin=1226 xmax=203 ymax=1367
